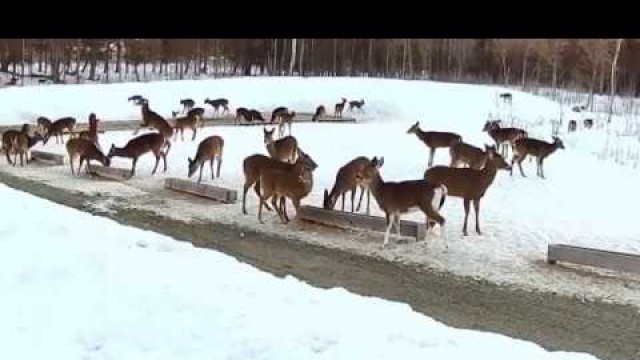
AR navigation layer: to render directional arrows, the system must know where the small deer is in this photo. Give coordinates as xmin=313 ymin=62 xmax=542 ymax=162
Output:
xmin=77 ymin=113 xmax=101 ymax=149
xmin=257 ymin=150 xmax=318 ymax=224
xmin=583 ymin=119 xmax=594 ymax=129
xmin=499 ymin=92 xmax=512 ymax=103
xmin=334 ymin=98 xmax=347 ymax=118
xmin=348 ymin=99 xmax=365 ymax=112
xmin=356 ymin=156 xmax=448 ymax=247
xmin=249 ymin=109 xmax=266 ymax=123
xmin=270 ymin=106 xmax=289 ymax=124
xmin=235 ymin=107 xmax=251 ymax=124
xmin=568 ymin=120 xmax=577 ymax=133
xmin=46 ymin=117 xmax=77 ymax=144
xmin=312 ymin=105 xmax=326 ymax=122
xmin=187 ymin=107 xmax=206 ymax=128
xmin=407 ymin=121 xmax=462 ymax=168
xmin=107 ymin=132 xmax=171 ymax=179
xmin=180 ymin=98 xmax=195 ymax=114
xmin=2 ymin=126 xmax=45 ymax=165
xmin=323 ymin=156 xmax=372 ymax=214
xmin=66 ymin=138 xmax=110 ymax=177
xmin=263 ymin=128 xmax=298 ymax=163
xmin=482 ymin=120 xmax=527 ymax=158
xmin=511 ymin=136 xmax=565 ymax=179
xmin=424 ymin=145 xmax=510 ymax=236
xmin=278 ymin=110 xmax=296 ymax=138
xmin=134 ymin=99 xmax=174 ymax=140
xmin=9 ymin=132 xmax=29 ymax=167
xmin=187 ymin=135 xmax=224 ymax=183
xmin=204 ymin=98 xmax=229 ymax=117
xmin=449 ymin=139 xmax=488 ymax=170
xmin=36 ymin=116 xmax=52 ymax=135
xmin=173 ymin=113 xmax=199 ymax=141
xmin=242 ymin=154 xmax=303 ymax=215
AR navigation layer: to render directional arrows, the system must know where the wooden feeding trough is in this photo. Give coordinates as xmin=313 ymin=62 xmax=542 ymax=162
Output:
xmin=164 ymin=177 xmax=237 ymax=204
xmin=547 ymin=244 xmax=640 ymax=275
xmin=30 ymin=150 xmax=65 ymax=165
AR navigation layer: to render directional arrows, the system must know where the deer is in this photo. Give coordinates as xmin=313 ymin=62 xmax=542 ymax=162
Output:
xmin=257 ymin=149 xmax=318 ymax=224
xmin=2 ymin=125 xmax=46 ymax=165
xmin=334 ymin=98 xmax=347 ymax=118
xmin=173 ymin=114 xmax=198 ymax=142
xmin=66 ymin=138 xmax=110 ymax=177
xmin=568 ymin=120 xmax=577 ymax=132
xmin=235 ymin=107 xmax=251 ymax=124
xmin=76 ymin=113 xmax=101 ymax=148
xmin=407 ymin=121 xmax=462 ymax=168
xmin=187 ymin=135 xmax=224 ymax=183
xmin=204 ymin=98 xmax=229 ymax=117
xmin=348 ymin=99 xmax=365 ymax=112
xmin=424 ymin=145 xmax=510 ymax=236
xmin=584 ymin=119 xmax=594 ymax=129
xmin=180 ymin=98 xmax=195 ymax=114
xmin=36 ymin=116 xmax=52 ymax=135
xmin=323 ymin=156 xmax=372 ymax=214
xmin=249 ymin=109 xmax=266 ymax=123
xmin=128 ymin=95 xmax=146 ymax=104
xmin=9 ymin=132 xmax=29 ymax=167
xmin=499 ymin=92 xmax=512 ymax=103
xmin=356 ymin=156 xmax=448 ymax=248
xmin=449 ymin=139 xmax=488 ymax=170
xmin=263 ymin=127 xmax=298 ymax=163
xmin=46 ymin=116 xmax=77 ymax=144
xmin=107 ymin=132 xmax=171 ymax=179
xmin=133 ymin=99 xmax=174 ymax=141
xmin=187 ymin=107 xmax=206 ymax=128
xmin=270 ymin=106 xmax=289 ymax=124
xmin=511 ymin=136 xmax=565 ymax=179
xmin=312 ymin=105 xmax=326 ymax=122
xmin=277 ymin=110 xmax=296 ymax=138
xmin=482 ymin=119 xmax=528 ymax=158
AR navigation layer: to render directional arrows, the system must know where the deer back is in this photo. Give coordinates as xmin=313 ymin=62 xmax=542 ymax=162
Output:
xmin=194 ymin=135 xmax=224 ymax=162
xmin=324 ymin=156 xmax=370 ymax=207
xmin=450 ymin=141 xmax=487 ymax=170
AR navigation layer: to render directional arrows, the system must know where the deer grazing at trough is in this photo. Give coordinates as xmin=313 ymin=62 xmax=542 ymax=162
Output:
xmin=180 ymin=98 xmax=195 ymax=114
xmin=323 ymin=156 xmax=372 ymax=214
xmin=188 ymin=135 xmax=224 ymax=183
xmin=270 ymin=106 xmax=289 ymax=124
xmin=263 ymin=127 xmax=298 ymax=163
xmin=356 ymin=156 xmax=448 ymax=247
xmin=257 ymin=149 xmax=318 ymax=224
xmin=66 ymin=138 xmax=110 ymax=177
xmin=482 ymin=119 xmax=527 ymax=157
xmin=449 ymin=139 xmax=488 ymax=170
xmin=46 ymin=117 xmax=77 ymax=144
xmin=424 ymin=145 xmax=510 ymax=236
xmin=348 ymin=99 xmax=365 ymax=112
xmin=204 ymin=98 xmax=229 ymax=117
xmin=334 ymin=98 xmax=347 ymax=118
xmin=235 ymin=107 xmax=251 ymax=124
xmin=312 ymin=105 xmax=326 ymax=122
xmin=187 ymin=107 xmax=206 ymax=128
xmin=278 ymin=110 xmax=296 ymax=138
xmin=568 ymin=120 xmax=577 ymax=132
xmin=134 ymin=99 xmax=174 ymax=140
xmin=36 ymin=116 xmax=52 ymax=135
xmin=511 ymin=136 xmax=565 ymax=179
xmin=407 ymin=121 xmax=462 ymax=168
xmin=249 ymin=109 xmax=266 ymax=123
xmin=107 ymin=132 xmax=171 ymax=179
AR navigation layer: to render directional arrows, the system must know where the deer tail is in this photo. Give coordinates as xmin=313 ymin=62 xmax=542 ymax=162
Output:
xmin=432 ymin=184 xmax=447 ymax=211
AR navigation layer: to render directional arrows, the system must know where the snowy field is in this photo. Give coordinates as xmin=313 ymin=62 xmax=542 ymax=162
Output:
xmin=0 ymin=183 xmax=599 ymax=360
xmin=1 ymin=77 xmax=640 ymax=308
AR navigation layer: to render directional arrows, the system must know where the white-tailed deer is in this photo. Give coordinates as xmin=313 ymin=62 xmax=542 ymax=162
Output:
xmin=107 ymin=132 xmax=171 ymax=179
xmin=312 ymin=105 xmax=326 ymax=122
xmin=204 ymin=98 xmax=229 ymax=117
xmin=449 ymin=139 xmax=488 ymax=170
xmin=511 ymin=136 xmax=565 ymax=179
xmin=66 ymin=138 xmax=110 ymax=177
xmin=356 ymin=156 xmax=448 ymax=247
xmin=334 ymin=98 xmax=347 ymax=118
xmin=9 ymin=132 xmax=29 ymax=167
xmin=134 ymin=99 xmax=174 ymax=140
xmin=278 ymin=110 xmax=296 ymax=138
xmin=36 ymin=116 xmax=52 ymax=135
xmin=77 ymin=113 xmax=101 ymax=150
xmin=180 ymin=98 xmax=195 ymax=114
xmin=482 ymin=120 xmax=527 ymax=157
xmin=46 ymin=117 xmax=77 ymax=144
xmin=323 ymin=156 xmax=372 ymax=214
xmin=249 ymin=109 xmax=266 ymax=123
xmin=173 ymin=113 xmax=199 ymax=141
xmin=270 ymin=106 xmax=289 ymax=124
xmin=568 ymin=120 xmax=577 ymax=132
xmin=348 ymin=99 xmax=365 ymax=112
xmin=188 ymin=135 xmax=224 ymax=183
xmin=263 ymin=128 xmax=298 ymax=163
xmin=187 ymin=107 xmax=206 ymax=128
xmin=2 ymin=126 xmax=45 ymax=165
xmin=407 ymin=121 xmax=462 ymax=168
xmin=424 ymin=145 xmax=510 ymax=236
xmin=257 ymin=149 xmax=318 ymax=224
xmin=235 ymin=107 xmax=250 ymax=125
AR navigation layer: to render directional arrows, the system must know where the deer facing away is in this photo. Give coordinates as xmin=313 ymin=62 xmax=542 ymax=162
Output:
xmin=323 ymin=156 xmax=372 ymax=214
xmin=188 ymin=135 xmax=224 ymax=183
xmin=511 ymin=136 xmax=565 ymax=179
xmin=407 ymin=121 xmax=462 ymax=168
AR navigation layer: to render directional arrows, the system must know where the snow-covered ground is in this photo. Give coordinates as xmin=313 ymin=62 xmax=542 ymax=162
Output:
xmin=2 ymin=77 xmax=640 ymax=308
xmin=0 ymin=182 xmax=600 ymax=359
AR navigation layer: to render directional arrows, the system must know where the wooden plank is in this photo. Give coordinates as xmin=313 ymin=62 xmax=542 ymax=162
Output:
xmin=30 ymin=150 xmax=64 ymax=165
xmin=297 ymin=205 xmax=425 ymax=242
xmin=91 ymin=165 xmax=132 ymax=181
xmin=164 ymin=177 xmax=237 ymax=204
xmin=548 ymin=244 xmax=640 ymax=275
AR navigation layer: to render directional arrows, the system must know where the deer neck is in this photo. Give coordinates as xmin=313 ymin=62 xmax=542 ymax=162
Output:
xmin=479 ymin=160 xmax=500 ymax=189
xmin=367 ymin=172 xmax=386 ymax=203
xmin=266 ymin=141 xmax=277 ymax=158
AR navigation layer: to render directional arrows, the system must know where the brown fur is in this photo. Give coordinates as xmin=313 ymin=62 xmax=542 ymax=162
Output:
xmin=277 ymin=111 xmax=296 ymax=138
xmin=187 ymin=135 xmax=224 ymax=183
xmin=511 ymin=136 xmax=565 ymax=179
xmin=449 ymin=140 xmax=488 ymax=170
xmin=334 ymin=98 xmax=347 ymax=118
xmin=47 ymin=117 xmax=77 ymax=144
xmin=323 ymin=156 xmax=372 ymax=214
xmin=407 ymin=121 xmax=462 ymax=168
xmin=107 ymin=132 xmax=171 ymax=178
xmin=173 ymin=114 xmax=199 ymax=141
xmin=482 ymin=120 xmax=527 ymax=157
xmin=312 ymin=105 xmax=326 ymax=122
xmin=263 ymin=128 xmax=298 ymax=163
xmin=66 ymin=138 xmax=110 ymax=177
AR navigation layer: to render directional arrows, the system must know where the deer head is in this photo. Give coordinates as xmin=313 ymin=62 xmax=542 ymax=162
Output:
xmin=485 ymin=145 xmax=511 ymax=170
xmin=263 ymin=127 xmax=276 ymax=145
xmin=187 ymin=157 xmax=199 ymax=178
xmin=406 ymin=121 xmax=420 ymax=134
xmin=552 ymin=136 xmax=565 ymax=149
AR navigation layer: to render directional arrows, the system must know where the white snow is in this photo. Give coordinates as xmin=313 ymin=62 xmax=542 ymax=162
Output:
xmin=2 ymin=77 xmax=640 ymax=309
xmin=0 ymin=182 xmax=599 ymax=359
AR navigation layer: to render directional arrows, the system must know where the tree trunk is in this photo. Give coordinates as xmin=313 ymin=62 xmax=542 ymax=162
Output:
xmin=115 ymin=40 xmax=121 ymax=74
xmin=288 ymin=38 xmax=297 ymax=75
xmin=521 ymin=51 xmax=528 ymax=89
xmin=589 ymin=61 xmax=598 ymax=111
xmin=367 ymin=39 xmax=373 ymax=76
xmin=298 ymin=39 xmax=304 ymax=75
xmin=608 ymin=39 xmax=623 ymax=123
xmin=385 ymin=41 xmax=390 ymax=76
xmin=402 ymin=40 xmax=407 ymax=77
xmin=333 ymin=39 xmax=337 ymax=76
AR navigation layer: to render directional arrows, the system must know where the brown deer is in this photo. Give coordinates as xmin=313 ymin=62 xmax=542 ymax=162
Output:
xmin=257 ymin=150 xmax=318 ymax=224
xmin=107 ymin=133 xmax=171 ymax=179
xmin=2 ymin=125 xmax=45 ymax=165
xmin=187 ymin=107 xmax=206 ymax=128
xmin=348 ymin=99 xmax=365 ymax=112
xmin=180 ymin=98 xmax=195 ymax=114
xmin=511 ymin=136 xmax=565 ymax=179
xmin=173 ymin=113 xmax=199 ymax=141
xmin=263 ymin=128 xmax=298 ymax=163
xmin=187 ymin=135 xmax=224 ymax=183
xmin=568 ymin=120 xmax=577 ymax=132
xmin=312 ymin=105 xmax=326 ymax=122
xmin=77 ymin=113 xmax=101 ymax=148
xmin=46 ymin=116 xmax=77 ymax=144
xmin=36 ymin=116 xmax=52 ymax=135
xmin=356 ymin=156 xmax=448 ymax=247
xmin=449 ymin=139 xmax=488 ymax=170
xmin=407 ymin=121 xmax=462 ymax=168
xmin=270 ymin=106 xmax=289 ymax=124
xmin=66 ymin=138 xmax=110 ymax=177
xmin=482 ymin=120 xmax=527 ymax=157
xmin=499 ymin=92 xmax=512 ymax=103
xmin=278 ymin=111 xmax=296 ymax=138
xmin=235 ymin=107 xmax=251 ymax=124
xmin=134 ymin=99 xmax=174 ymax=140
xmin=334 ymin=98 xmax=347 ymax=118
xmin=424 ymin=145 xmax=510 ymax=236
xmin=323 ymin=156 xmax=372 ymax=214
xmin=204 ymin=98 xmax=229 ymax=117
xmin=9 ymin=132 xmax=29 ymax=167
xmin=249 ymin=109 xmax=266 ymax=123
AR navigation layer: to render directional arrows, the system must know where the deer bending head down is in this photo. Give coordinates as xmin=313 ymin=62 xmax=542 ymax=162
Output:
xmin=323 ymin=156 xmax=372 ymax=214
xmin=356 ymin=156 xmax=448 ymax=248
xmin=187 ymin=135 xmax=224 ymax=183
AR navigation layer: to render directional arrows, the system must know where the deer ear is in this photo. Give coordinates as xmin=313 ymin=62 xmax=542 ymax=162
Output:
xmin=379 ymin=157 xmax=385 ymax=167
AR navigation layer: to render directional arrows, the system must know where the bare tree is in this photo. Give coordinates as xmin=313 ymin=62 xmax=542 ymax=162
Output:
xmin=608 ymin=39 xmax=624 ymax=123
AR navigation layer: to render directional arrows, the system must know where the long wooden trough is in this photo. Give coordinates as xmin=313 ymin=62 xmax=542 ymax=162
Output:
xmin=30 ymin=150 xmax=65 ymax=165
xmin=91 ymin=165 xmax=133 ymax=181
xmin=547 ymin=244 xmax=640 ymax=275
xmin=164 ymin=177 xmax=237 ymax=204
xmin=297 ymin=205 xmax=426 ymax=242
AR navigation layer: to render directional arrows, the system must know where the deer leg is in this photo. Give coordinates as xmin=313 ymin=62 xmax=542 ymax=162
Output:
xmin=394 ymin=214 xmax=402 ymax=242
xmin=366 ymin=188 xmax=371 ymax=215
xmin=5 ymin=147 xmax=13 ymax=165
xmin=350 ymin=188 xmax=357 ymax=213
xmin=539 ymin=158 xmax=545 ymax=179
xmin=253 ymin=179 xmax=272 ymax=211
xmin=383 ymin=212 xmax=394 ymax=248
xmin=257 ymin=194 xmax=267 ymax=224
xmin=341 ymin=193 xmax=345 ymax=212
xmin=355 ymin=185 xmax=365 ymax=212
xmin=423 ymin=205 xmax=446 ymax=242
xmin=216 ymin=156 xmax=222 ymax=178
xmin=272 ymin=195 xmax=287 ymax=223
xmin=209 ymin=158 xmax=215 ymax=180
xmin=151 ymin=155 xmax=160 ymax=175
xmin=129 ymin=158 xmax=138 ymax=179
xmin=473 ymin=198 xmax=482 ymax=235
xmin=78 ymin=157 xmax=85 ymax=176
xmin=517 ymin=156 xmax=526 ymax=177
xmin=69 ymin=155 xmax=75 ymax=176
xmin=280 ymin=197 xmax=290 ymax=223
xmin=192 ymin=127 xmax=197 ymax=141
xmin=198 ymin=163 xmax=204 ymax=183
xmin=428 ymin=148 xmax=435 ymax=167
xmin=462 ymin=198 xmax=470 ymax=236
xmin=12 ymin=152 xmax=17 ymax=167
xmin=162 ymin=151 xmax=168 ymax=172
